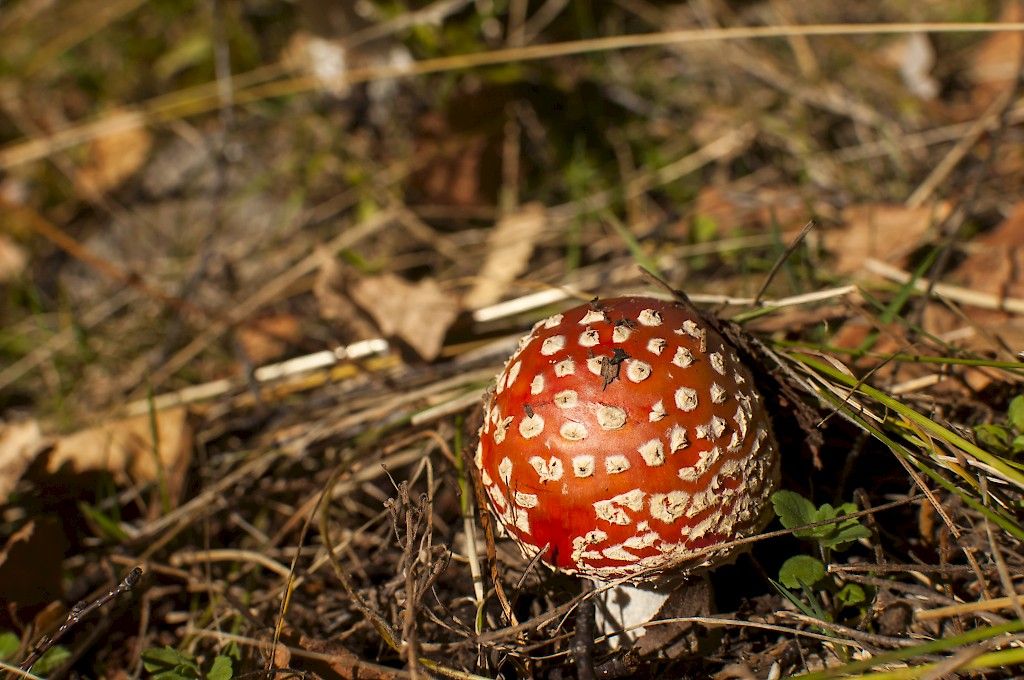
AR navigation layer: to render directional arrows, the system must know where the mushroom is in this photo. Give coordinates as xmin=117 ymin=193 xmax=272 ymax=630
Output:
xmin=474 ymin=296 xmax=780 ymax=645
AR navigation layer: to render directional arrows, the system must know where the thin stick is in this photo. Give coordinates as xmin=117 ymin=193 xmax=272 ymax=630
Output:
xmin=865 ymin=258 xmax=1024 ymax=315
xmin=20 ymin=567 xmax=143 ymax=671
xmin=828 ymin=563 xmax=1002 ymax=576
xmin=573 ymin=580 xmax=597 ymax=680
xmin=167 ymin=549 xmax=292 ymax=579
xmin=916 ymin=594 xmax=1024 ymax=621
xmin=752 ymin=220 xmax=815 ymax=306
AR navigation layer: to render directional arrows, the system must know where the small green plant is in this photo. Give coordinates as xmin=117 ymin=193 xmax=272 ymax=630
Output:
xmin=30 ymin=646 xmax=72 ymax=676
xmin=772 ymin=490 xmax=872 ymax=552
xmin=974 ymin=395 xmax=1024 ymax=457
xmin=141 ymin=646 xmax=232 ymax=680
xmin=770 ymin=490 xmax=872 ymax=625
xmin=0 ymin=631 xmax=19 ymax=661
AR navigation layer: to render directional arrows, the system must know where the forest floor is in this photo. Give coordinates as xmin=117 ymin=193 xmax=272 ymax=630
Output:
xmin=3 ymin=1 xmax=1024 ymax=678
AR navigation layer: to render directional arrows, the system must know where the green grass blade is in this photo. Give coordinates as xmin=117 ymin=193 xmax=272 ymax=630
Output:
xmin=790 ymin=619 xmax=1024 ymax=679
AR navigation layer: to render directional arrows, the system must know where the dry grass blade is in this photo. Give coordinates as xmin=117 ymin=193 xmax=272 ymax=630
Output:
xmin=3 ymin=23 xmax=1024 ymax=169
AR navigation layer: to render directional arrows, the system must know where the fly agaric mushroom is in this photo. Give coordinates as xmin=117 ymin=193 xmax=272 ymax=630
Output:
xmin=474 ymin=296 xmax=779 ymax=582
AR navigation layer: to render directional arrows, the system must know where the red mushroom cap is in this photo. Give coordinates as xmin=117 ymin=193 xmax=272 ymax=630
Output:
xmin=475 ymin=296 xmax=779 ymax=581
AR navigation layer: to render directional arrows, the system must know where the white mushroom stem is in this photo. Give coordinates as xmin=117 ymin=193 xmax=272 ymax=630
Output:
xmin=592 ymin=580 xmax=672 ymax=649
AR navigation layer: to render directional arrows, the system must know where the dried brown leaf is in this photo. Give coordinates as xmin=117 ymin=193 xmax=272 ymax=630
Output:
xmin=47 ymin=406 xmax=193 ymax=504
xmin=313 ymin=249 xmax=378 ymax=340
xmin=76 ymin=116 xmax=153 ymax=195
xmin=0 ymin=419 xmax=46 ymax=502
xmin=349 ymin=273 xmax=458 ymax=360
xmin=412 ymin=111 xmax=493 ymax=207
xmin=690 ymin=185 xmax=812 ymax=236
xmin=923 ymin=203 xmax=1024 ymax=336
xmin=966 ymin=2 xmax=1024 ymax=108
xmin=464 ymin=202 xmax=546 ymax=309
xmin=235 ymin=313 xmax=303 ymax=365
xmin=954 ymin=202 xmax=1024 ymax=301
xmin=922 ymin=203 xmax=1024 ymax=388
xmin=827 ymin=202 xmax=950 ymax=274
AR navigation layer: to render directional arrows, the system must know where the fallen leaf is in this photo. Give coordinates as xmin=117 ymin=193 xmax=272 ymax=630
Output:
xmin=298 ymin=635 xmax=394 ymax=680
xmin=0 ymin=234 xmax=27 ymax=282
xmin=411 ymin=111 xmax=494 ymax=207
xmin=349 ymin=274 xmax=459 ymax=360
xmin=76 ymin=115 xmax=153 ymax=196
xmin=925 ymin=314 xmax=1024 ymax=391
xmin=313 ymin=249 xmax=379 ymax=340
xmin=0 ymin=518 xmax=65 ymax=607
xmin=922 ymin=202 xmax=1024 ymax=338
xmin=827 ymin=202 xmax=951 ymax=274
xmin=0 ymin=419 xmax=46 ymax=502
xmin=953 ymin=202 xmax=1024 ymax=301
xmin=689 ymin=185 xmax=818 ymax=237
xmin=830 ymin=318 xmax=912 ymax=384
xmin=235 ymin=314 xmax=303 ymax=365
xmin=46 ymin=407 xmax=193 ymax=504
xmin=921 ymin=203 xmax=1024 ymax=389
xmin=966 ymin=2 xmax=1024 ymax=108
xmin=464 ymin=203 xmax=546 ymax=309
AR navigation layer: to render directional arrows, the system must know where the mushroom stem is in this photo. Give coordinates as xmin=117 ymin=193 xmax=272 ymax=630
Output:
xmin=592 ymin=580 xmax=672 ymax=649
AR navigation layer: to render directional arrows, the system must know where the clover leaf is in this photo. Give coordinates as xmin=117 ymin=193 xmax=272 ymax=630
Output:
xmin=779 ymin=554 xmax=826 ymax=589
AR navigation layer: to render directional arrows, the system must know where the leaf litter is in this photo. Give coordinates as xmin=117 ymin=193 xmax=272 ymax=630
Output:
xmin=3 ymin=2 xmax=1024 ymax=679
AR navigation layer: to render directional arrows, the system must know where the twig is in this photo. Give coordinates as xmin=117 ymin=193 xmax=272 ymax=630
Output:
xmin=773 ymin=611 xmax=922 ymax=648
xmin=168 ymin=549 xmax=292 ymax=578
xmin=839 ymin=574 xmax=1008 ymax=625
xmin=610 ymin=613 xmax=864 ymax=649
xmin=828 ymin=563 xmax=1004 ymax=576
xmin=752 ymin=220 xmax=815 ymax=306
xmin=267 ymin=465 xmax=331 ymax=675
xmin=917 ymin=644 xmax=996 ymax=680
xmin=184 ymin=626 xmax=412 ymax=679
xmin=916 ymin=594 xmax=1024 ymax=622
xmin=572 ymin=580 xmax=597 ymax=680
xmin=470 ymin=446 xmax=519 ymax=627
xmin=123 ymin=337 xmax=391 ymax=416
xmin=865 ymin=258 xmax=1024 ymax=315
xmin=19 ymin=567 xmax=143 ymax=672
xmin=341 ymin=0 xmax=472 ymax=51
xmin=0 ymin=197 xmax=205 ymax=319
